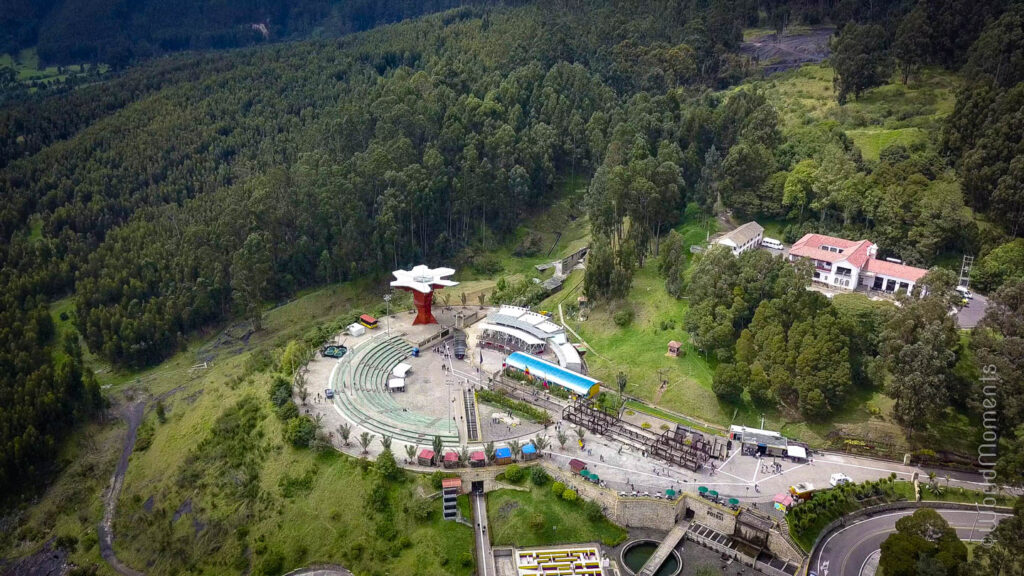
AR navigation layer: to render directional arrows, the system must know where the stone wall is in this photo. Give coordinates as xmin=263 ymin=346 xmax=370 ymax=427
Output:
xmin=682 ymin=495 xmax=738 ymax=535
xmin=766 ymin=528 xmax=805 ymax=564
xmin=431 ymin=460 xmax=805 ymax=565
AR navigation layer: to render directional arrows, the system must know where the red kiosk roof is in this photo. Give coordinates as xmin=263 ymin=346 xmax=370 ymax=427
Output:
xmin=443 ymin=451 xmax=459 ymax=461
xmin=470 ymin=451 xmax=486 ymax=461
xmin=419 ymin=449 xmax=435 ymax=459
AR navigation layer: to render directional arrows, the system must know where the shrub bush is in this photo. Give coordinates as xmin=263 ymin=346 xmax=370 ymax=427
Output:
xmin=276 ymin=400 xmax=298 ymax=421
xmin=530 ymin=466 xmax=550 ymax=486
xmin=551 ymin=481 xmax=565 ymax=496
xmin=562 ymin=487 xmax=578 ymax=502
xmin=504 ymin=464 xmax=525 ymax=483
xmin=284 ymin=416 xmax=317 ymax=448
xmin=613 ymin=307 xmax=634 ymax=327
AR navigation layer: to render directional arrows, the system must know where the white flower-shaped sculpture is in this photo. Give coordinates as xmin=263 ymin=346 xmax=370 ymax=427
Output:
xmin=390 ymin=265 xmax=459 ymax=324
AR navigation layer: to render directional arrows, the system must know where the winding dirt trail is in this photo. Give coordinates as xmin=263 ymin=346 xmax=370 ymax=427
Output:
xmin=98 ymin=387 xmax=182 ymax=576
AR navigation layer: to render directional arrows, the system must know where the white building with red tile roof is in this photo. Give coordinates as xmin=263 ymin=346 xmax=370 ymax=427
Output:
xmin=788 ymin=233 xmax=929 ymax=295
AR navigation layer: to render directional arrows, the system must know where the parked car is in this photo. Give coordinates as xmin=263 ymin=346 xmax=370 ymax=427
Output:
xmin=829 ymin=473 xmax=852 ymax=487
xmin=955 ymin=286 xmax=973 ymax=299
xmin=324 ymin=388 xmax=334 ymax=399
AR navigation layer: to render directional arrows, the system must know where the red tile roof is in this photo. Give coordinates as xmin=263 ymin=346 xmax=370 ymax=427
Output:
xmin=470 ymin=451 xmax=486 ymax=461
xmin=442 ymin=477 xmax=461 ymax=489
xmin=443 ymin=451 xmax=459 ymax=461
xmin=864 ymin=259 xmax=929 ymax=282
xmin=790 ymin=234 xmax=874 ymax=268
xmin=419 ymin=449 xmax=435 ymax=459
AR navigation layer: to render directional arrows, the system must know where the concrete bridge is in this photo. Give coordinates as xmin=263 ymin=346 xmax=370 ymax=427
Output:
xmin=637 ymin=521 xmax=689 ymax=576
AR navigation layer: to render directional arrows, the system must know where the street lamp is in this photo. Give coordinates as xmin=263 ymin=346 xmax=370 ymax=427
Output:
xmin=383 ymin=293 xmax=392 ymax=337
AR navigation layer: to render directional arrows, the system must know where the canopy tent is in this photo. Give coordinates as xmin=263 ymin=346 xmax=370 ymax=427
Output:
xmin=392 ymin=363 xmax=412 ymax=378
xmin=347 ymin=323 xmax=366 ymax=337
xmin=728 ymin=498 xmax=740 ymax=506
xmin=665 ymin=489 xmax=677 ymax=497
xmin=773 ymin=492 xmax=794 ymax=510
xmin=521 ymin=444 xmax=537 ymax=455
xmin=494 ymin=447 xmax=512 ymax=459
xmin=388 ymin=378 xmax=406 ymax=390
xmin=698 ymin=486 xmax=709 ymax=494
xmin=786 ymin=445 xmax=807 ymax=460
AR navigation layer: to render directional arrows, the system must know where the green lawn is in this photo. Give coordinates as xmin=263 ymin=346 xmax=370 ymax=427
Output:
xmin=486 ymin=486 xmax=627 ymax=548
xmin=846 ymin=127 xmax=928 ymax=161
xmin=1 ymin=48 xmax=108 ymax=86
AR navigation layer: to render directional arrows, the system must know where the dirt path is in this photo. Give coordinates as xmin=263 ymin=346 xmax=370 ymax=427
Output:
xmin=741 ymin=27 xmax=833 ymax=74
xmin=97 ymin=400 xmax=146 ymax=576
xmin=98 ymin=386 xmax=182 ymax=576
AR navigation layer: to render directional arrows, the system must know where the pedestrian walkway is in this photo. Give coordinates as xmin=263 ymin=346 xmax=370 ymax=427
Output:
xmin=637 ymin=522 xmax=688 ymax=576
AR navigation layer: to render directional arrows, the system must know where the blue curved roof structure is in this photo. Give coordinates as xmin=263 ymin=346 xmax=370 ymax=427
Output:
xmin=504 ymin=351 xmax=600 ymax=397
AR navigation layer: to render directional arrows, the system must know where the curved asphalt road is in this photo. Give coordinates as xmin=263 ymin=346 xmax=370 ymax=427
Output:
xmin=810 ymin=508 xmax=1011 ymax=576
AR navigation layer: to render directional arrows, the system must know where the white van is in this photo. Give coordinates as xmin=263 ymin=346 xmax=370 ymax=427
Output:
xmin=955 ymin=286 xmax=973 ymax=299
xmin=762 ymin=237 xmax=784 ymax=250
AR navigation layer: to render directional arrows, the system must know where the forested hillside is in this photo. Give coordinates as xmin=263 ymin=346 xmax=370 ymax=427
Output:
xmin=2 ymin=0 xmax=1024 ymax=507
xmin=0 ymin=0 xmax=759 ymax=500
xmin=1 ymin=0 xmax=490 ymax=66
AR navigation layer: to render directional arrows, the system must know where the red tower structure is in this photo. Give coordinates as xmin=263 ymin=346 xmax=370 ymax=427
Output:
xmin=390 ymin=265 xmax=458 ymax=325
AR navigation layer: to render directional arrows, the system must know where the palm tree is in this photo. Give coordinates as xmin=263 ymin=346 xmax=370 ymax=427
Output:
xmin=337 ymin=423 xmax=351 ymax=446
xmin=557 ymin=430 xmax=568 ymax=449
xmin=432 ymin=435 xmax=444 ymax=457
xmin=358 ymin=432 xmax=374 ymax=454
xmin=478 ymin=293 xmax=486 ymax=308
xmin=381 ymin=435 xmax=392 ymax=451
xmin=575 ymin=427 xmax=585 ymax=443
xmin=405 ymin=444 xmax=417 ymax=463
xmin=460 ymin=446 xmax=470 ymax=465
xmin=299 ymin=384 xmax=309 ymax=405
xmin=533 ymin=434 xmax=550 ymax=456
xmin=313 ymin=413 xmax=324 ymax=431
xmin=485 ymin=441 xmax=496 ymax=462
xmin=509 ymin=439 xmax=521 ymax=461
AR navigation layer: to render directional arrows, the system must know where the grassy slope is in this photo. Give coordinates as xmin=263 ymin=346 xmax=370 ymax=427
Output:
xmin=762 ymin=63 xmax=957 ymax=160
xmin=12 ymin=182 xmax=598 ymax=574
xmin=486 ymin=486 xmax=627 ymax=548
xmin=1 ymin=48 xmax=108 ymax=85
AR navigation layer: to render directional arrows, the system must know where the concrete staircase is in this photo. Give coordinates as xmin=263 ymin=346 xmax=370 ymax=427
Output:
xmin=637 ymin=522 xmax=689 ymax=576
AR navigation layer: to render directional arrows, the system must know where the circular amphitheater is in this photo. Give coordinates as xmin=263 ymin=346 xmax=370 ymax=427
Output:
xmin=328 ymin=332 xmax=461 ymax=447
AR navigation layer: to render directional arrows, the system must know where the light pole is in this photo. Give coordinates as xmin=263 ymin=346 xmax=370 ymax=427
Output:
xmin=383 ymin=293 xmax=392 ymax=337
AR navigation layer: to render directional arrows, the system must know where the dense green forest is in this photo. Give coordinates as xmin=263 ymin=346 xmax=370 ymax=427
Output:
xmin=1 ymin=0 xmax=496 ymax=66
xmin=2 ymin=0 xmax=1024 ymax=503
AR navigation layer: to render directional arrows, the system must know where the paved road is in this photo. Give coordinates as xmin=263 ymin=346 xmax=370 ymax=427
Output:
xmin=472 ymin=492 xmax=495 ymax=576
xmin=956 ymin=294 xmax=989 ymax=329
xmin=810 ymin=508 xmax=1011 ymax=576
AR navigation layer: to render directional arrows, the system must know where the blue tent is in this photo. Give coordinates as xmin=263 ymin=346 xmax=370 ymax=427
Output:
xmin=521 ymin=444 xmax=537 ymax=455
xmin=495 ymin=447 xmax=512 ymax=459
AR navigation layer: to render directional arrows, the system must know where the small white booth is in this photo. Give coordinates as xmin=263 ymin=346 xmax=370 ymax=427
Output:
xmin=388 ymin=378 xmax=406 ymax=392
xmin=392 ymin=363 xmax=412 ymax=378
xmin=347 ymin=323 xmax=366 ymax=337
